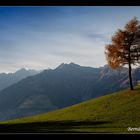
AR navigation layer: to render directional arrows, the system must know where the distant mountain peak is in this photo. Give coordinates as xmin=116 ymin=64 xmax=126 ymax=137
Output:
xmin=14 ymin=68 xmax=38 ymax=77
xmin=16 ymin=68 xmax=38 ymax=73
xmin=16 ymin=68 xmax=27 ymax=73
xmin=56 ymin=62 xmax=81 ymax=70
xmin=57 ymin=63 xmax=65 ymax=68
xmin=69 ymin=62 xmax=80 ymax=66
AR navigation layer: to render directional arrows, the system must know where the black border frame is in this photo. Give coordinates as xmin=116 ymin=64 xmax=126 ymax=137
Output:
xmin=0 ymin=0 xmax=140 ymax=6
xmin=0 ymin=0 xmax=140 ymax=138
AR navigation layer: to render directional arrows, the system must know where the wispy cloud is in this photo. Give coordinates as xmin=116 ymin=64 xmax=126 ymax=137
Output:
xmin=0 ymin=6 xmax=140 ymax=72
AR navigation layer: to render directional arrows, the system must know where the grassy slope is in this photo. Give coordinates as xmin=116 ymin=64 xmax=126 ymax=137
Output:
xmin=0 ymin=85 xmax=140 ymax=133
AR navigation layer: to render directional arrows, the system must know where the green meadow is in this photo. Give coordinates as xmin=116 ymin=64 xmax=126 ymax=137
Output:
xmin=0 ymin=85 xmax=140 ymax=133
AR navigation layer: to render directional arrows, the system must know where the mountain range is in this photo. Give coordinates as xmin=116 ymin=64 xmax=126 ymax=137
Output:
xmin=0 ymin=63 xmax=139 ymax=121
xmin=0 ymin=68 xmax=39 ymax=91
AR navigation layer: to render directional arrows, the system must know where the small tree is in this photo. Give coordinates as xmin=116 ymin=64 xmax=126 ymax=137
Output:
xmin=105 ymin=17 xmax=140 ymax=90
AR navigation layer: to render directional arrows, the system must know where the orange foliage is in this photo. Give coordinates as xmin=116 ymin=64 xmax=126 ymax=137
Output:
xmin=105 ymin=17 xmax=140 ymax=69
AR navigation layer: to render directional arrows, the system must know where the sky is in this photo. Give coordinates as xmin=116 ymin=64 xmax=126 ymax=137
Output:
xmin=0 ymin=6 xmax=140 ymax=73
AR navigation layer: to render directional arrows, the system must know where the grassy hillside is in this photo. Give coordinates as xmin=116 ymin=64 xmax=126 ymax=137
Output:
xmin=0 ymin=85 xmax=140 ymax=133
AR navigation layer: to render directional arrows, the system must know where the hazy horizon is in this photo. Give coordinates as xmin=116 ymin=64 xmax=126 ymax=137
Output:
xmin=1 ymin=6 xmax=140 ymax=73
xmin=0 ymin=62 xmax=139 ymax=74
xmin=0 ymin=62 xmax=106 ymax=74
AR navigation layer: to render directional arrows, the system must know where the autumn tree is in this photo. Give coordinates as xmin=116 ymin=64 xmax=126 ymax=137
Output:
xmin=105 ymin=17 xmax=140 ymax=90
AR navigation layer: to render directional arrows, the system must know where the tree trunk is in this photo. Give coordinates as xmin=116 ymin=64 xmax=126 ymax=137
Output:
xmin=128 ymin=62 xmax=134 ymax=90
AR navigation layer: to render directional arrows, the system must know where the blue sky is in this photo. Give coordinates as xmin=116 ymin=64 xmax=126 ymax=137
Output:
xmin=0 ymin=6 xmax=140 ymax=73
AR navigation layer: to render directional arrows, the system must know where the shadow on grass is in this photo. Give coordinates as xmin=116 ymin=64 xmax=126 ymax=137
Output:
xmin=0 ymin=120 xmax=112 ymax=133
